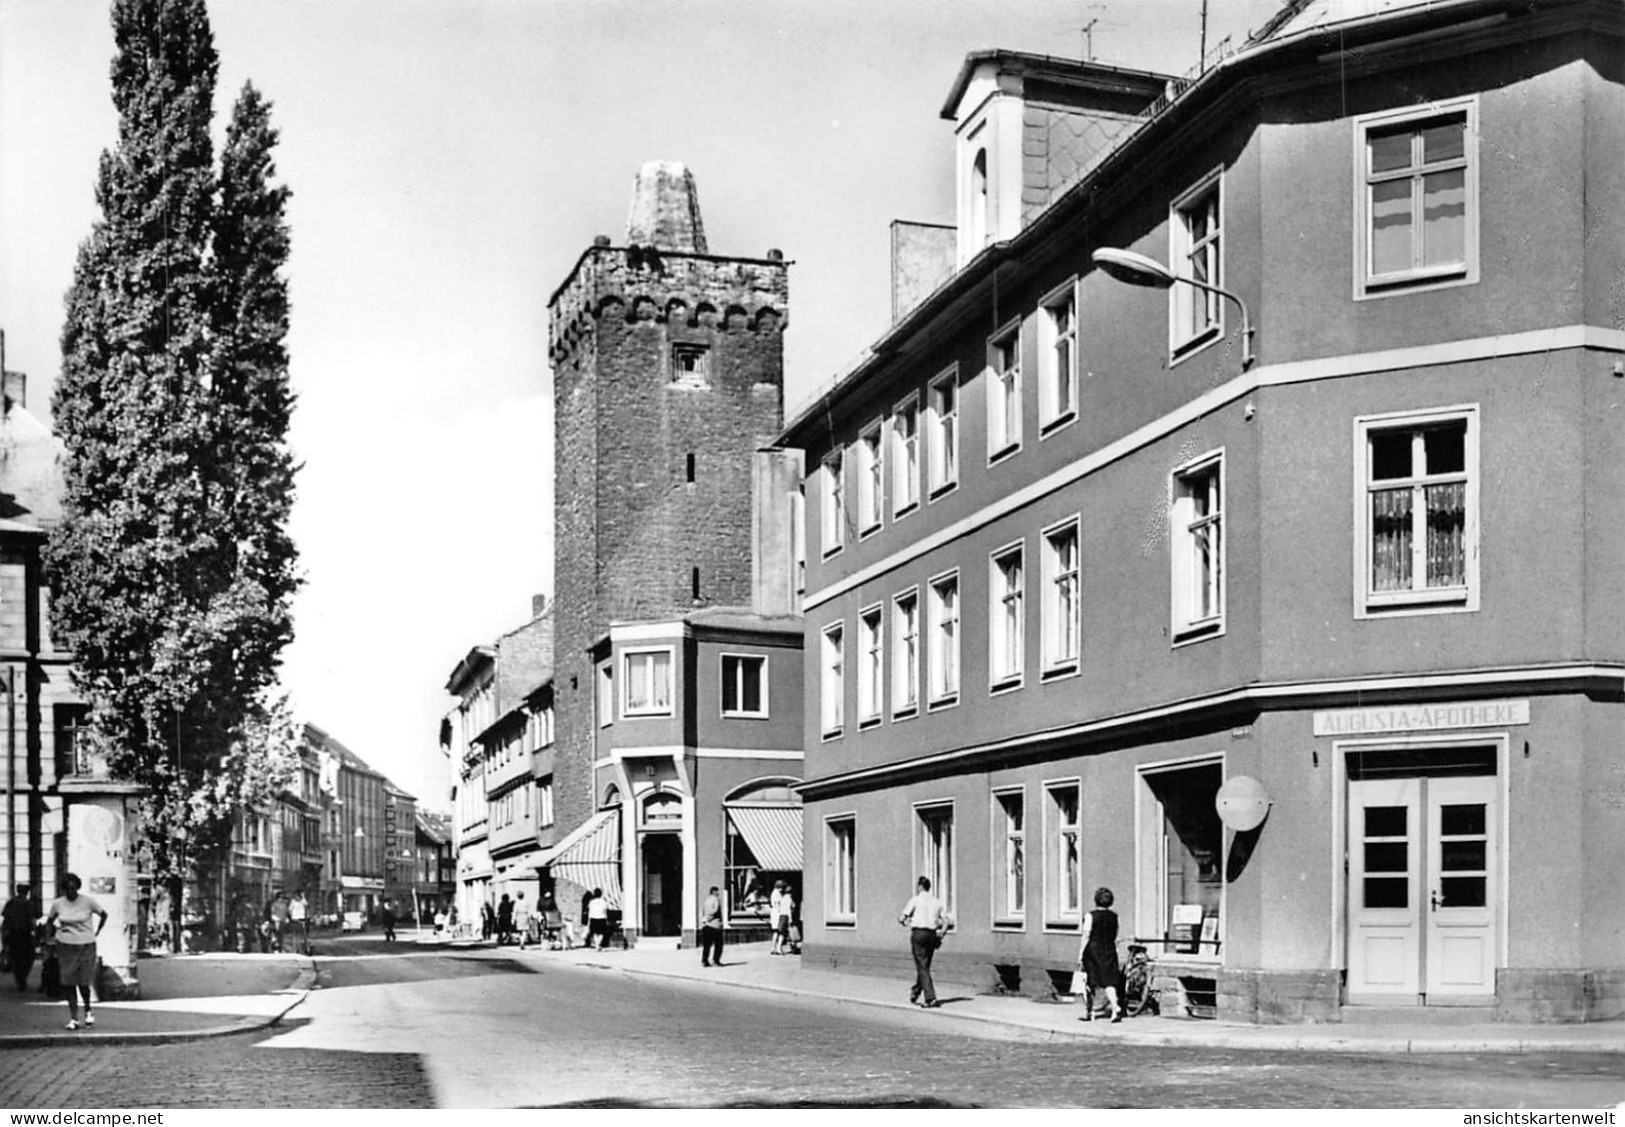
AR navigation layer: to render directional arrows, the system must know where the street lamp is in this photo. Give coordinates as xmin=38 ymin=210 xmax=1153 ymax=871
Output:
xmin=1092 ymin=247 xmax=1255 ymax=370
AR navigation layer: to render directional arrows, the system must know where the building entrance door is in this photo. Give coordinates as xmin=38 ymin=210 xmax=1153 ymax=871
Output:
xmin=641 ymin=833 xmax=683 ymax=938
xmin=1347 ymin=770 xmax=1497 ymax=1004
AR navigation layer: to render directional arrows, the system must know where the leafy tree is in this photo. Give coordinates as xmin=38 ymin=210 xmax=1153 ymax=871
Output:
xmin=50 ymin=0 xmax=300 ymax=948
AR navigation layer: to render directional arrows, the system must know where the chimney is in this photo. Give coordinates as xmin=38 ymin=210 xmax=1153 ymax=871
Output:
xmin=625 ymin=161 xmax=708 ymax=254
xmin=2 ymin=370 xmax=25 ymax=414
xmin=531 ymin=594 xmax=548 ymax=618
xmin=752 ymin=448 xmax=805 ymax=617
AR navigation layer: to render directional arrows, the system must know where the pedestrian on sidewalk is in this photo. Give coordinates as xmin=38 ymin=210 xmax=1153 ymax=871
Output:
xmin=382 ymin=900 xmax=398 ymax=943
xmin=3 ymin=883 xmax=39 ymax=991
xmin=586 ymin=889 xmax=608 ymax=949
xmin=1075 ymin=887 xmax=1123 ymax=1023
xmin=497 ymin=894 xmax=513 ymax=945
xmin=45 ymin=873 xmax=107 ymax=1031
xmin=768 ymin=880 xmax=785 ymax=955
xmin=700 ymin=886 xmax=724 ymax=967
xmin=897 ymin=876 xmax=949 ymax=1009
xmin=776 ymin=884 xmax=796 ymax=956
xmin=481 ymin=900 xmax=494 ymax=941
xmin=513 ymin=892 xmax=531 ymax=950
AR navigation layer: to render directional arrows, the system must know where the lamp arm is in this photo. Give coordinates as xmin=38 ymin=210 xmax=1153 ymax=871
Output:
xmin=1174 ymin=276 xmax=1254 ymax=369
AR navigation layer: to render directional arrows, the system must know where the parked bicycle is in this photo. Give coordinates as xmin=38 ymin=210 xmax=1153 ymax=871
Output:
xmin=1121 ymin=943 xmax=1161 ymax=1017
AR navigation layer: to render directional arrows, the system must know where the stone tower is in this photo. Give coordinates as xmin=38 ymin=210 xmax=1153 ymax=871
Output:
xmin=547 ymin=161 xmax=789 ymax=833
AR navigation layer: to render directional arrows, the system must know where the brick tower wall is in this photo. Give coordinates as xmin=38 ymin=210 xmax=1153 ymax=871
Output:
xmin=549 ymin=245 xmax=788 ymax=834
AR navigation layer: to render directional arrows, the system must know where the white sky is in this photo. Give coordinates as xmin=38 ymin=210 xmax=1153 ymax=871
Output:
xmin=0 ymin=0 xmax=1285 ymax=808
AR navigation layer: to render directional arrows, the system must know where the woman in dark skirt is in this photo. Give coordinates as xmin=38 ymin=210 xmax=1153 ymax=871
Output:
xmin=1076 ymin=886 xmax=1123 ymax=1022
xmin=46 ymin=873 xmax=107 ymax=1030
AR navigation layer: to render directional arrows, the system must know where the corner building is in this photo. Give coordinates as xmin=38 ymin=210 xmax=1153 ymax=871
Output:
xmin=781 ymin=0 xmax=1625 ymax=1022
xmin=545 ymin=164 xmax=803 ymax=944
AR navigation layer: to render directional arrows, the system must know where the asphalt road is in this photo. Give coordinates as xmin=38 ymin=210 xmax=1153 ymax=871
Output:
xmin=2 ymin=948 xmax=1621 ymax=1109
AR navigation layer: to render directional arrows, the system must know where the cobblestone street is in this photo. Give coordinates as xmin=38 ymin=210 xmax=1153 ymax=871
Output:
xmin=6 ymin=949 xmax=1614 ymax=1109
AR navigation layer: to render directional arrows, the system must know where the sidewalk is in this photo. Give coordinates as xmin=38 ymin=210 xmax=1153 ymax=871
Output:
xmin=0 ymin=951 xmax=313 ymax=1048
xmin=531 ymin=939 xmax=1625 ymax=1056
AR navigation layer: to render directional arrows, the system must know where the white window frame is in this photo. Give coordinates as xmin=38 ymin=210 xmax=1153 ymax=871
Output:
xmin=1353 ymin=404 xmax=1479 ymax=618
xmin=1040 ymin=517 xmax=1081 ymax=679
xmin=1038 ymin=279 xmax=1079 ymax=436
xmin=988 ymin=541 xmax=1024 ymax=692
xmin=857 ymin=418 xmax=884 ymax=537
xmin=1044 ymin=778 xmax=1083 ymax=929
xmin=891 ymin=587 xmax=920 ymax=721
xmin=857 ymin=603 xmax=883 ymax=728
xmin=992 ymin=786 xmax=1026 ymax=927
xmin=820 ymin=621 xmax=845 ymax=740
xmin=1353 ymin=96 xmax=1479 ymax=300
xmin=821 ymin=448 xmax=845 ymax=558
xmin=720 ymin=652 xmax=769 ymax=719
xmin=1171 ymin=449 xmax=1225 ymax=645
xmin=914 ymin=799 xmax=956 ymax=925
xmin=622 ymin=646 xmax=675 ymax=717
xmin=538 ymin=777 xmax=555 ymax=828
xmin=927 ymin=366 xmax=959 ymax=499
xmin=1168 ymin=169 xmax=1224 ymax=362
xmin=927 ymin=570 xmax=960 ymax=710
xmin=892 ymin=393 xmax=921 ymax=520
xmin=596 ymin=660 xmax=614 ymax=728
xmin=825 ymin=814 xmax=857 ymax=924
xmin=986 ymin=319 xmax=1023 ymax=464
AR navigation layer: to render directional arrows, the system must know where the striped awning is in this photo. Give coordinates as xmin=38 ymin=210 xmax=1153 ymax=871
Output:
xmin=725 ymin=803 xmax=803 ymax=872
xmin=537 ymin=809 xmax=622 ymax=909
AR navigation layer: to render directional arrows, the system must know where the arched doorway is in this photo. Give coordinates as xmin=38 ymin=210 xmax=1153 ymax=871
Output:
xmin=641 ymin=791 xmax=683 ymax=938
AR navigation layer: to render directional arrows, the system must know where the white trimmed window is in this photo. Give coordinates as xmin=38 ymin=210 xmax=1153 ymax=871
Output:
xmin=989 ymin=543 xmax=1024 ymax=690
xmin=927 ymin=369 xmax=959 ymax=496
xmin=1170 ymin=175 xmax=1222 ymax=356
xmin=892 ymin=396 xmax=920 ymax=518
xmin=994 ymin=789 xmax=1025 ymax=924
xmin=820 ymin=622 xmax=845 ymax=738
xmin=1042 ymin=520 xmax=1081 ymax=675
xmin=821 ymin=448 xmax=845 ymax=556
xmin=1357 ymin=99 xmax=1477 ymax=297
xmin=1172 ymin=453 xmax=1224 ymax=642
xmin=1357 ymin=406 xmax=1478 ymax=615
xmin=916 ymin=802 xmax=955 ymax=921
xmin=927 ymin=572 xmax=960 ymax=707
xmin=857 ymin=420 xmax=883 ymax=536
xmin=537 ymin=777 xmax=555 ymax=828
xmin=987 ymin=326 xmax=1022 ymax=461
xmin=858 ymin=605 xmax=883 ymax=727
xmin=827 ymin=816 xmax=856 ymax=921
xmin=721 ymin=654 xmax=767 ymax=718
xmin=623 ymin=648 xmax=674 ymax=716
xmin=1039 ymin=285 xmax=1078 ymax=432
xmin=1046 ymin=781 xmax=1082 ymax=925
xmin=596 ymin=660 xmax=614 ymax=728
xmin=892 ymin=589 xmax=920 ymax=719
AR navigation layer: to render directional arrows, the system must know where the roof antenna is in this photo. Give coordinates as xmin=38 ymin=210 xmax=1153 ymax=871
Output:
xmin=1082 ymin=16 xmax=1099 ymax=60
xmin=1199 ymin=0 xmax=1210 ymax=70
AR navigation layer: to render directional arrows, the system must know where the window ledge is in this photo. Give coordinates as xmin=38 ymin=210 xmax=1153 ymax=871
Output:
xmin=992 ymin=918 xmax=1026 ymax=931
xmin=820 ymin=729 xmax=844 ymax=743
xmin=1039 ymin=411 xmax=1077 ymax=439
xmin=858 ymin=523 xmax=882 ymax=541
xmin=987 ymin=443 xmax=1021 ymax=467
xmin=722 ymin=711 xmax=770 ymax=721
xmin=1170 ymin=325 xmax=1222 ymax=366
xmin=891 ymin=706 xmax=918 ymax=723
xmin=1172 ymin=620 xmax=1223 ymax=647
xmin=928 ymin=481 xmax=958 ymax=503
xmin=989 ymin=677 xmax=1023 ymax=696
xmin=858 ymin=716 xmax=882 ymax=731
xmin=894 ymin=501 xmax=919 ymax=521
xmin=1040 ymin=663 xmax=1080 ymax=683
xmin=1043 ymin=920 xmax=1082 ymax=933
xmin=927 ymin=695 xmax=960 ymax=712
xmin=824 ymin=917 xmax=857 ymax=929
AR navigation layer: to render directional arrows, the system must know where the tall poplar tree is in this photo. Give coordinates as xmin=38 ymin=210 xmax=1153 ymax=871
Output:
xmin=51 ymin=0 xmax=300 ymax=947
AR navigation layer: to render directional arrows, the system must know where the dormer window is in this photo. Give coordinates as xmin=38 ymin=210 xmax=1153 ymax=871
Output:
xmin=971 ymin=148 xmax=989 ymax=251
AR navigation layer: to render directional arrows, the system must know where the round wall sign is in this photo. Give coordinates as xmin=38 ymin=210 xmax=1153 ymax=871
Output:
xmin=1214 ymin=775 xmax=1271 ymax=832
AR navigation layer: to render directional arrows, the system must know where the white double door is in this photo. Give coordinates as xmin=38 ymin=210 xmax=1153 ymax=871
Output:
xmin=1347 ymin=774 xmax=1497 ymax=1004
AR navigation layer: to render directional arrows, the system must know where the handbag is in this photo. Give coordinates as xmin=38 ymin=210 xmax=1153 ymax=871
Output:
xmin=1068 ymin=969 xmax=1088 ymax=1000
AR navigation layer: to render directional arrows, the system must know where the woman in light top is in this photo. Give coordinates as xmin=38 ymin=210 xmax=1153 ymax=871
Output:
xmin=47 ymin=872 xmax=108 ymax=1031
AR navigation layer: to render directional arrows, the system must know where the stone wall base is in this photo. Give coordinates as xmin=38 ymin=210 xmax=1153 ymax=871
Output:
xmin=1496 ymin=968 xmax=1625 ymax=1023
xmin=1219 ymin=968 xmax=1342 ymax=1024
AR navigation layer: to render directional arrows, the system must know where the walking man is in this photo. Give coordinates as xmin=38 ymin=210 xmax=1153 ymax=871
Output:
xmin=699 ymin=886 xmax=724 ymax=967
xmin=381 ymin=900 xmax=397 ymax=943
xmin=3 ymin=884 xmax=38 ymax=991
xmin=897 ymin=876 xmax=949 ymax=1008
xmin=513 ymin=892 xmax=531 ymax=950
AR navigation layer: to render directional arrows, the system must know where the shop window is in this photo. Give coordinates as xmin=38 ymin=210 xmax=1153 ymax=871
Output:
xmin=1045 ymin=781 xmax=1082 ymax=925
xmin=1138 ymin=760 xmax=1223 ymax=957
xmin=993 ymin=789 xmax=1025 ymax=925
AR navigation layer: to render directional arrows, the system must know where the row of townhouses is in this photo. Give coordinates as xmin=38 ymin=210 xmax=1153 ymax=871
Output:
xmin=451 ymin=0 xmax=1623 ymax=1023
xmin=0 ymin=359 xmax=453 ymax=978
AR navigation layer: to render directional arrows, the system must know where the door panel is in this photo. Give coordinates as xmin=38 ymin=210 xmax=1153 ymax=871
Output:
xmin=1347 ymin=778 xmax=1421 ymax=1000
xmin=1425 ymin=776 xmax=1496 ymax=999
